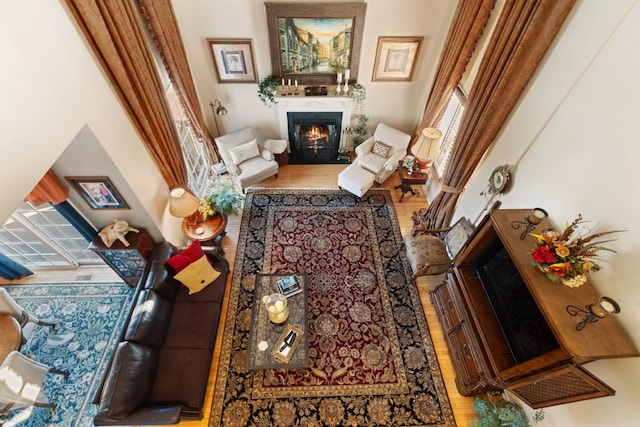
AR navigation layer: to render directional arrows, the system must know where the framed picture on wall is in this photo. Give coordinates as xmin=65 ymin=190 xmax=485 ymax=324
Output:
xmin=372 ymin=36 xmax=424 ymax=82
xmin=265 ymin=2 xmax=367 ymax=85
xmin=65 ymin=176 xmax=129 ymax=210
xmin=207 ymin=38 xmax=257 ymax=83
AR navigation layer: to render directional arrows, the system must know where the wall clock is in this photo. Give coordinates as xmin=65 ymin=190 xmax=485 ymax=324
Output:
xmin=488 ymin=164 xmax=511 ymax=194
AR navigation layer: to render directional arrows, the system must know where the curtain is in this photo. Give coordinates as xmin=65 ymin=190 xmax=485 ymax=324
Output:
xmin=26 ymin=169 xmax=97 ymax=242
xmin=137 ymin=0 xmax=219 ymax=164
xmin=416 ymin=0 xmax=577 ymax=228
xmin=412 ymin=0 xmax=495 ymax=146
xmin=0 ymin=253 xmax=34 ymax=281
xmin=64 ymin=0 xmax=188 ymax=188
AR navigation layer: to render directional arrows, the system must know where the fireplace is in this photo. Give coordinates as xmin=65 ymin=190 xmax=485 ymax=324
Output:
xmin=276 ymin=96 xmax=353 ymax=164
xmin=287 ymin=112 xmax=343 ymax=164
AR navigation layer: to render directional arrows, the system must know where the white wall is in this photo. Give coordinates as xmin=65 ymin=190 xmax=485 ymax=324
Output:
xmin=0 ymin=0 xmax=182 ymax=244
xmin=171 ymin=0 xmax=455 ymax=140
xmin=456 ymin=1 xmax=640 ymax=425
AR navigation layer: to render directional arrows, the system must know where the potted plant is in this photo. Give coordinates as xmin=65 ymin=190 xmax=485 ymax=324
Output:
xmin=199 ymin=180 xmax=244 ymax=219
xmin=257 ymin=76 xmax=279 ymax=106
xmin=349 ymin=82 xmax=366 ymax=113
xmin=352 ymin=114 xmax=369 ymax=147
xmin=472 ymin=394 xmax=544 ymax=427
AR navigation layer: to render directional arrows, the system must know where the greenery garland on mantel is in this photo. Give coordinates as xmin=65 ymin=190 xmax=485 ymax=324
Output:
xmin=257 ymin=76 xmax=279 ymax=106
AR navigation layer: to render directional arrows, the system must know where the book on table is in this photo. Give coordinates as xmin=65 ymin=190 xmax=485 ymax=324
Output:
xmin=277 ymin=274 xmax=302 ymax=297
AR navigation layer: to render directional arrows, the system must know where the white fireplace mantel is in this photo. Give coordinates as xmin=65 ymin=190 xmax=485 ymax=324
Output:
xmin=276 ymin=95 xmax=353 ymax=152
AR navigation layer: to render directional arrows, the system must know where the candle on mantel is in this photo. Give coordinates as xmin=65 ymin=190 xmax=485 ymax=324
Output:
xmin=281 ymin=78 xmax=285 ymax=86
xmin=295 ymin=80 xmax=298 ymax=87
xmin=344 ymin=69 xmax=350 ymax=80
xmin=288 ymin=78 xmax=291 ymax=86
xmin=337 ymin=72 xmax=342 ymax=83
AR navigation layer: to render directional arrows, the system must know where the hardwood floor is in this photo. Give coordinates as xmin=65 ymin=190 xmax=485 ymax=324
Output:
xmin=2 ymin=163 xmax=475 ymax=426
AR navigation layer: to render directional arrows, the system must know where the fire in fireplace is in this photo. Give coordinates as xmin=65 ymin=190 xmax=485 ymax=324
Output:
xmin=287 ymin=112 xmax=348 ymax=164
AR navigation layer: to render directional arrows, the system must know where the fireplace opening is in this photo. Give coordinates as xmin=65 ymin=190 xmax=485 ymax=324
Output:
xmin=287 ymin=112 xmax=349 ymax=164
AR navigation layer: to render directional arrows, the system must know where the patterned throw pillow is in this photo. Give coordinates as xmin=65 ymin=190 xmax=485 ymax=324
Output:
xmin=372 ymin=140 xmax=392 ymax=158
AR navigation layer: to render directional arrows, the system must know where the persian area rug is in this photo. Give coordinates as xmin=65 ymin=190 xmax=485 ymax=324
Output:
xmin=210 ymin=189 xmax=455 ymax=426
xmin=1 ymin=281 xmax=135 ymax=427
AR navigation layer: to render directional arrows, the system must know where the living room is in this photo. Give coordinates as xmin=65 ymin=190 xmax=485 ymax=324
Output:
xmin=2 ymin=0 xmax=640 ymax=426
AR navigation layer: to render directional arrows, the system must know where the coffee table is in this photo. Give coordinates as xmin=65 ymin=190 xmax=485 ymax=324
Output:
xmin=246 ymin=273 xmax=309 ymax=370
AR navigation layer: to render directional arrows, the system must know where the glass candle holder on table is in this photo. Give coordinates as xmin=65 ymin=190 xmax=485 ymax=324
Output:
xmin=263 ymin=293 xmax=289 ymax=324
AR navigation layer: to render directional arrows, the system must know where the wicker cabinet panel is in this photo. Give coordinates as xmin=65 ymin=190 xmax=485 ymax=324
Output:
xmin=508 ymin=364 xmax=615 ymax=409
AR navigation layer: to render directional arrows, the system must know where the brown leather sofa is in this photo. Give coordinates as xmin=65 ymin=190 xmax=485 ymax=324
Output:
xmin=93 ymin=242 xmax=229 ymax=425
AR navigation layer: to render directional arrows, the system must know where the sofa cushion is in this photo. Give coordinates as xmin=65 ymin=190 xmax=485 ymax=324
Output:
xmin=229 ymin=139 xmax=260 ymax=165
xmin=173 ymin=255 xmax=220 ymax=294
xmin=150 ymin=347 xmax=213 ymax=412
xmin=163 ymin=301 xmax=221 ymax=350
xmin=175 ymin=259 xmax=228 ymax=303
xmin=99 ymin=342 xmax=159 ymax=420
xmin=166 ymin=240 xmax=205 ymax=272
xmin=124 ymin=290 xmax=173 ymax=347
xmin=143 ymin=243 xmax=181 ymax=300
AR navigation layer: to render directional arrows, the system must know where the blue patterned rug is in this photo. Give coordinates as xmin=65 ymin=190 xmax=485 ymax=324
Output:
xmin=1 ymin=282 xmax=135 ymax=427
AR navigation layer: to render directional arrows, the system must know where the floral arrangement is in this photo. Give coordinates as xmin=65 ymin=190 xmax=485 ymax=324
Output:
xmin=530 ymin=214 xmax=624 ymax=288
xmin=198 ymin=181 xmax=243 ymax=217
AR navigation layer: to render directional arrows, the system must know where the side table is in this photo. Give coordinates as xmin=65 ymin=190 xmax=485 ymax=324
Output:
xmin=394 ymin=162 xmax=429 ymax=201
xmin=89 ymin=228 xmax=155 ymax=286
xmin=181 ymin=213 xmax=227 ymax=252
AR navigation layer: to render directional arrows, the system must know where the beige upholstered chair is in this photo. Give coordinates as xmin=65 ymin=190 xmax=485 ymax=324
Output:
xmin=354 ymin=123 xmax=411 ymax=184
xmin=0 ymin=351 xmax=69 ymax=414
xmin=404 ymin=217 xmax=474 ymax=279
xmin=214 ymin=127 xmax=279 ymax=192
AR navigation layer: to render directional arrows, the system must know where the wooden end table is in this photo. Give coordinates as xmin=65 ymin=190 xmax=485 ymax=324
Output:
xmin=182 ymin=213 xmax=227 ymax=252
xmin=0 ymin=314 xmax=21 ymax=364
xmin=394 ymin=162 xmax=429 ymax=201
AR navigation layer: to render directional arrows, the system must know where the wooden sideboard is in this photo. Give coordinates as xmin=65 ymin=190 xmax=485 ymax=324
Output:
xmin=429 ymin=208 xmax=639 ymax=408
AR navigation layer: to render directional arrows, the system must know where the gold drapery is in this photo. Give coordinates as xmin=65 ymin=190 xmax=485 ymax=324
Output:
xmin=416 ymin=0 xmax=577 ymax=228
xmin=138 ymin=0 xmax=219 ymax=165
xmin=411 ymin=0 xmax=495 ymax=147
xmin=26 ymin=169 xmax=69 ymax=206
xmin=64 ymin=0 xmax=188 ymax=188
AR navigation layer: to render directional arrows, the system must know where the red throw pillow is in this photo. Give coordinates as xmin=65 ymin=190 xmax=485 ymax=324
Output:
xmin=166 ymin=240 xmax=205 ymax=272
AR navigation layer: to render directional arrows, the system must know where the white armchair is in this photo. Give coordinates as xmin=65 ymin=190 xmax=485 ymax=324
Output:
xmin=354 ymin=123 xmax=411 ymax=184
xmin=214 ymin=127 xmax=279 ymax=192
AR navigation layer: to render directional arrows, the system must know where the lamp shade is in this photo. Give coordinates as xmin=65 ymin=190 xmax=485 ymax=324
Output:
xmin=411 ymin=127 xmax=442 ymax=162
xmin=168 ymin=188 xmax=199 ymax=218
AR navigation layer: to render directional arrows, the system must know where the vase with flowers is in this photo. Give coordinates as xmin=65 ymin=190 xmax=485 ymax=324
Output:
xmin=198 ymin=180 xmax=243 ymax=220
xmin=530 ymin=214 xmax=625 ymax=288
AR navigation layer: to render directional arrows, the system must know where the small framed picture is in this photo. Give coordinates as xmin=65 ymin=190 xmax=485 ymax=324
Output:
xmin=65 ymin=176 xmax=129 ymax=210
xmin=372 ymin=36 xmax=424 ymax=82
xmin=207 ymin=38 xmax=257 ymax=83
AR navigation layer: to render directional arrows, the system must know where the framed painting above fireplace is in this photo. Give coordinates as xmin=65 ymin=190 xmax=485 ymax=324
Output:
xmin=265 ymin=2 xmax=367 ymax=86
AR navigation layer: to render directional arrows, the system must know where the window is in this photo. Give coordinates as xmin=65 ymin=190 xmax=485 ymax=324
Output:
xmin=434 ymin=86 xmax=467 ymax=177
xmin=0 ymin=202 xmax=102 ymax=268
xmin=165 ymin=84 xmax=210 ymax=196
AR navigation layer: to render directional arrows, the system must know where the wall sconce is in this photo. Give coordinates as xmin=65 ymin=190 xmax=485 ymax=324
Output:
xmin=567 ymin=296 xmax=621 ymax=331
xmin=411 ymin=127 xmax=442 ymax=171
xmin=168 ymin=187 xmax=200 ymax=226
xmin=209 ymin=99 xmax=228 ymax=137
xmin=511 ymin=207 xmax=548 ymax=239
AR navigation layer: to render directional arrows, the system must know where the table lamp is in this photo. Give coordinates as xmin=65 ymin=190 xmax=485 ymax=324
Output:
xmin=168 ymin=187 xmax=200 ymax=225
xmin=411 ymin=127 xmax=442 ymax=170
